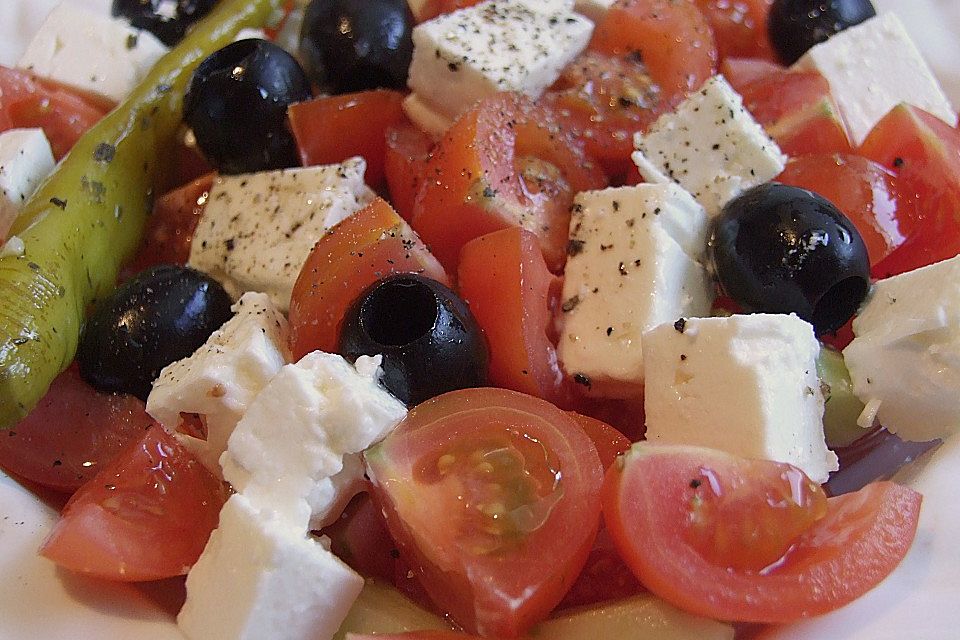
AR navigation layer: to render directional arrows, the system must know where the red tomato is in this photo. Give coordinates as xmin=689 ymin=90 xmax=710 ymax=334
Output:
xmin=288 ymin=197 xmax=448 ymax=358
xmin=860 ymin=104 xmax=960 ymax=277
xmin=567 ymin=412 xmax=630 ymax=470
xmin=0 ymin=364 xmax=154 ymax=493
xmin=457 ymin=228 xmax=568 ymax=406
xmin=40 ymin=427 xmax=229 ymax=582
xmin=590 ymin=0 xmax=718 ymax=107
xmin=412 ymin=93 xmax=606 ymax=273
xmin=777 ymin=154 xmax=906 ymax=266
xmin=323 ymin=492 xmax=397 ymax=581
xmin=0 ymin=66 xmax=109 ymax=160
xmin=767 ymin=97 xmax=853 ymax=157
xmin=384 ymin=123 xmax=434 ymax=222
xmin=541 ymin=51 xmax=664 ymax=179
xmin=694 ymin=0 xmax=776 ymax=61
xmin=123 ymin=173 xmax=215 ymax=277
xmin=346 ymin=633 xmax=476 ymax=640
xmin=289 ymin=90 xmax=406 ymax=187
xmin=365 ymin=388 xmax=604 ymax=637
xmin=604 ymin=444 xmax=922 ymax=623
xmin=412 ymin=0 xmax=484 ymax=22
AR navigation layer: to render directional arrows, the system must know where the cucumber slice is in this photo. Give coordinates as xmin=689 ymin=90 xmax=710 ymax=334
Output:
xmin=817 ymin=345 xmax=869 ymax=449
xmin=334 ymin=580 xmax=450 ymax=639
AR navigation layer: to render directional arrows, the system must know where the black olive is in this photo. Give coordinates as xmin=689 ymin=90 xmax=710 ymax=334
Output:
xmin=112 ymin=0 xmax=218 ymax=46
xmin=768 ymin=0 xmax=876 ymax=65
xmin=299 ymin=0 xmax=414 ymax=94
xmin=77 ymin=265 xmax=234 ymax=401
xmin=338 ymin=274 xmax=489 ymax=407
xmin=183 ymin=39 xmax=311 ymax=175
xmin=709 ymin=183 xmax=870 ymax=335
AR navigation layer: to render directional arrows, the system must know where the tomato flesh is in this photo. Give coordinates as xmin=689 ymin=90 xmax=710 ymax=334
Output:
xmin=365 ymin=388 xmax=604 ymax=637
xmin=604 ymin=444 xmax=922 ymax=623
xmin=694 ymin=0 xmax=775 ymax=61
xmin=40 ymin=427 xmax=229 ymax=582
xmin=384 ymin=123 xmax=434 ymax=222
xmin=0 ymin=364 xmax=154 ymax=493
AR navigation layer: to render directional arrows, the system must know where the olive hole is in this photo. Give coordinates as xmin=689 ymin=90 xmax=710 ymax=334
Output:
xmin=360 ymin=279 xmax=438 ymax=347
xmin=812 ymin=276 xmax=869 ymax=335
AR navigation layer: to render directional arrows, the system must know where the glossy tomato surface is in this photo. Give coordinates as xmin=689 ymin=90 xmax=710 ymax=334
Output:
xmin=289 ymin=197 xmax=448 ymax=358
xmin=384 ymin=123 xmax=434 ymax=222
xmin=365 ymin=388 xmax=604 ymax=637
xmin=412 ymin=93 xmax=606 ymax=273
xmin=604 ymin=444 xmax=922 ymax=623
xmin=40 ymin=427 xmax=228 ymax=582
xmin=0 ymin=364 xmax=154 ymax=493
xmin=694 ymin=0 xmax=775 ymax=61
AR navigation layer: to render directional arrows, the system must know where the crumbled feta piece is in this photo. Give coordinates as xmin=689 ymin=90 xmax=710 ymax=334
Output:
xmin=187 ymin=158 xmax=376 ymax=312
xmin=632 ymin=75 xmax=787 ymax=218
xmin=177 ymin=494 xmax=364 ymax=640
xmin=407 ymin=0 xmax=593 ymax=122
xmin=0 ymin=128 xmax=54 ymax=238
xmin=558 ymin=184 xmax=714 ymax=398
xmin=643 ymin=314 xmax=837 ymax=483
xmin=221 ymin=351 xmax=406 ymax=530
xmin=17 ymin=3 xmax=167 ymax=103
xmin=843 ymin=254 xmax=960 ymax=442
xmin=794 ymin=12 xmax=958 ymax=145
xmin=146 ymin=292 xmax=290 ymax=476
xmin=574 ymin=0 xmax=615 ymax=23
xmin=402 ymin=93 xmax=454 ymax=139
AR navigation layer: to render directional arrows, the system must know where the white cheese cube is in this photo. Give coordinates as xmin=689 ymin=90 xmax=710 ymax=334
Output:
xmin=843 ymin=254 xmax=960 ymax=442
xmin=221 ymin=352 xmax=406 ymax=529
xmin=146 ymin=292 xmax=290 ymax=476
xmin=558 ymin=184 xmax=714 ymax=398
xmin=794 ymin=12 xmax=958 ymax=146
xmin=0 ymin=128 xmax=54 ymax=238
xmin=187 ymin=158 xmax=376 ymax=312
xmin=574 ymin=0 xmax=615 ymax=23
xmin=643 ymin=314 xmax=837 ymax=483
xmin=632 ymin=75 xmax=787 ymax=218
xmin=407 ymin=0 xmax=593 ymax=121
xmin=177 ymin=494 xmax=364 ymax=640
xmin=17 ymin=3 xmax=167 ymax=104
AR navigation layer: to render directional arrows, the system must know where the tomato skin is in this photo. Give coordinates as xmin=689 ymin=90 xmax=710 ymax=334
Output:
xmin=457 ymin=228 xmax=568 ymax=406
xmin=123 ymin=172 xmax=215 ymax=278
xmin=384 ymin=123 xmax=434 ymax=222
xmin=289 ymin=90 xmax=406 ymax=187
xmin=694 ymin=0 xmax=775 ymax=61
xmin=288 ymin=197 xmax=448 ymax=358
xmin=0 ymin=364 xmax=154 ymax=493
xmin=777 ymin=154 xmax=905 ymax=267
xmin=567 ymin=412 xmax=630 ymax=471
xmin=591 ymin=0 xmax=718 ymax=107
xmin=412 ymin=0 xmax=484 ymax=22
xmin=603 ymin=444 xmax=922 ymax=623
xmin=412 ymin=93 xmax=606 ymax=273
xmin=365 ymin=388 xmax=604 ymax=638
xmin=40 ymin=427 xmax=229 ymax=582
xmin=0 ymin=66 xmax=108 ymax=160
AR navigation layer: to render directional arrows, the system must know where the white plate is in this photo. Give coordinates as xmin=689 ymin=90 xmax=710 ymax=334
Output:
xmin=1 ymin=1 xmax=959 ymax=639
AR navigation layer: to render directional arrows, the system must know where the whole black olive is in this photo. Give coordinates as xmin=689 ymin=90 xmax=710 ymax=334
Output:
xmin=338 ymin=274 xmax=489 ymax=407
xmin=709 ymin=183 xmax=870 ymax=335
xmin=768 ymin=0 xmax=876 ymax=65
xmin=183 ymin=39 xmax=311 ymax=175
xmin=77 ymin=265 xmax=234 ymax=400
xmin=299 ymin=0 xmax=414 ymax=94
xmin=112 ymin=0 xmax=218 ymax=46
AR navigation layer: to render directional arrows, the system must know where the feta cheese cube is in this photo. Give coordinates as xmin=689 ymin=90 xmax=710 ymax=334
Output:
xmin=794 ymin=12 xmax=958 ymax=146
xmin=187 ymin=158 xmax=376 ymax=312
xmin=632 ymin=75 xmax=787 ymax=218
xmin=17 ymin=3 xmax=167 ymax=104
xmin=221 ymin=351 xmax=406 ymax=529
xmin=177 ymin=494 xmax=364 ymax=640
xmin=407 ymin=0 xmax=593 ymax=122
xmin=0 ymin=128 xmax=54 ymax=238
xmin=146 ymin=292 xmax=290 ymax=476
xmin=643 ymin=314 xmax=837 ymax=483
xmin=557 ymin=184 xmax=714 ymax=398
xmin=843 ymin=254 xmax=960 ymax=442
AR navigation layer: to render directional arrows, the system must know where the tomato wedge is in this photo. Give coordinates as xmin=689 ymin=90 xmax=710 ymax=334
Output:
xmin=604 ymin=444 xmax=922 ymax=623
xmin=365 ymin=388 xmax=604 ymax=638
xmin=40 ymin=427 xmax=228 ymax=582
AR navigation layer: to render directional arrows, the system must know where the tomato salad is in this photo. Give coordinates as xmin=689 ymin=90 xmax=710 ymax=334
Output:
xmin=0 ymin=0 xmax=958 ymax=639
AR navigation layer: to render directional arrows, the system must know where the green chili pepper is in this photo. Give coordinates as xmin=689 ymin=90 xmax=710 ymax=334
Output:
xmin=0 ymin=0 xmax=283 ymax=429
